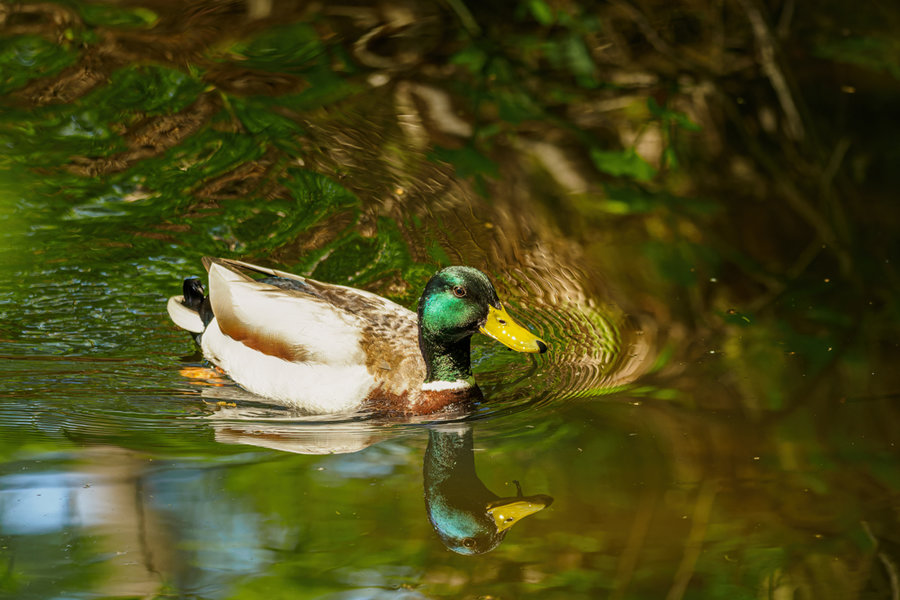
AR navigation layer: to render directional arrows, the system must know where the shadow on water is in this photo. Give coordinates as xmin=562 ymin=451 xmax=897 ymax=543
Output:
xmin=1 ymin=0 xmax=900 ymax=598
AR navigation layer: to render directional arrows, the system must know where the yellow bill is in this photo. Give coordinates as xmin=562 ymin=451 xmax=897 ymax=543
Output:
xmin=487 ymin=495 xmax=554 ymax=532
xmin=479 ymin=304 xmax=547 ymax=353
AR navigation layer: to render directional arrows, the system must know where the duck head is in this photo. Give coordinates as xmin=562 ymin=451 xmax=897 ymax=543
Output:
xmin=417 ymin=266 xmax=547 ymax=385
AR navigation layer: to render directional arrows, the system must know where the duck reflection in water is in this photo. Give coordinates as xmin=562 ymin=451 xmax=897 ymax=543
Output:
xmin=424 ymin=424 xmax=553 ymax=555
xmin=201 ymin=395 xmax=552 ymax=555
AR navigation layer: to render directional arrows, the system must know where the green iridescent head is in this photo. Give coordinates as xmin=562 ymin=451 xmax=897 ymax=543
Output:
xmin=417 ymin=266 xmax=499 ymax=343
xmin=416 ymin=266 xmax=548 ymax=383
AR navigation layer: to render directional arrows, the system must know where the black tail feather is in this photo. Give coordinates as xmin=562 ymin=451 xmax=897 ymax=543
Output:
xmin=182 ymin=277 xmax=215 ymax=327
xmin=182 ymin=278 xmax=205 ymax=309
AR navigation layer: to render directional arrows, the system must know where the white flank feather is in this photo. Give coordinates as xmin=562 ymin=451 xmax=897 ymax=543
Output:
xmin=201 ymin=319 xmax=377 ymax=413
xmin=208 ymin=262 xmax=368 ymax=365
xmin=167 ymin=296 xmax=205 ymax=333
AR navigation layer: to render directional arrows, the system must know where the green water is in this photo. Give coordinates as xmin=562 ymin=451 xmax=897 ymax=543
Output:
xmin=2 ymin=2 xmax=899 ymax=599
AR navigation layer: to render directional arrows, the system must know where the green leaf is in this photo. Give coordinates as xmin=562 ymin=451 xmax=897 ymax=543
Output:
xmin=590 ymin=148 xmax=657 ymax=181
xmin=648 ymin=97 xmax=701 ymax=131
xmin=527 ymin=0 xmax=556 ymax=25
xmin=450 ymin=46 xmax=488 ymax=74
xmin=562 ymin=34 xmax=597 ymax=87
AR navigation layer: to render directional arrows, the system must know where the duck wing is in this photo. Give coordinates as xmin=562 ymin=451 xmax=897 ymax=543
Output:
xmin=204 ymin=258 xmax=425 ymax=389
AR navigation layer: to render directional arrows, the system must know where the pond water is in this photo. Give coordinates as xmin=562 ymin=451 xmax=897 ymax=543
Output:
xmin=2 ymin=2 xmax=899 ymax=599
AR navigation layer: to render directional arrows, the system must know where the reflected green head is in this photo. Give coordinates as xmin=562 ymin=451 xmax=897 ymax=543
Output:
xmin=417 ymin=266 xmax=501 ymax=342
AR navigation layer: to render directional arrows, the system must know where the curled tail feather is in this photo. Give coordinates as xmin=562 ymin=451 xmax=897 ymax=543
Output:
xmin=167 ymin=277 xmax=212 ymax=334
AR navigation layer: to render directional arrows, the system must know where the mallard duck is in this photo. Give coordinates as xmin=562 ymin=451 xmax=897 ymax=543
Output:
xmin=167 ymin=258 xmax=547 ymax=414
xmin=425 ymin=425 xmax=553 ymax=554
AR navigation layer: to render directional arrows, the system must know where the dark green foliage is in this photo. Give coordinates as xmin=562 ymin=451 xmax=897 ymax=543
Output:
xmin=77 ymin=3 xmax=158 ymax=28
xmin=0 ymin=35 xmax=77 ymax=95
xmin=231 ymin=23 xmax=325 ymax=73
xmin=92 ymin=65 xmax=206 ymax=115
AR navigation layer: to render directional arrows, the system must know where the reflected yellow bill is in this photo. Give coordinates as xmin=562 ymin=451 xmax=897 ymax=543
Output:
xmin=487 ymin=495 xmax=554 ymax=532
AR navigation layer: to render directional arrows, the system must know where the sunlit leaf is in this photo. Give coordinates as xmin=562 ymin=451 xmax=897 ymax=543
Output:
xmin=450 ymin=45 xmax=488 ymax=74
xmin=590 ymin=148 xmax=657 ymax=181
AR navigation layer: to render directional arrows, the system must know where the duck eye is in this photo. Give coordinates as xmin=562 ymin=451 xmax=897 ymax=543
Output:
xmin=463 ymin=538 xmax=475 ymax=548
xmin=452 ymin=286 xmax=467 ymax=298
